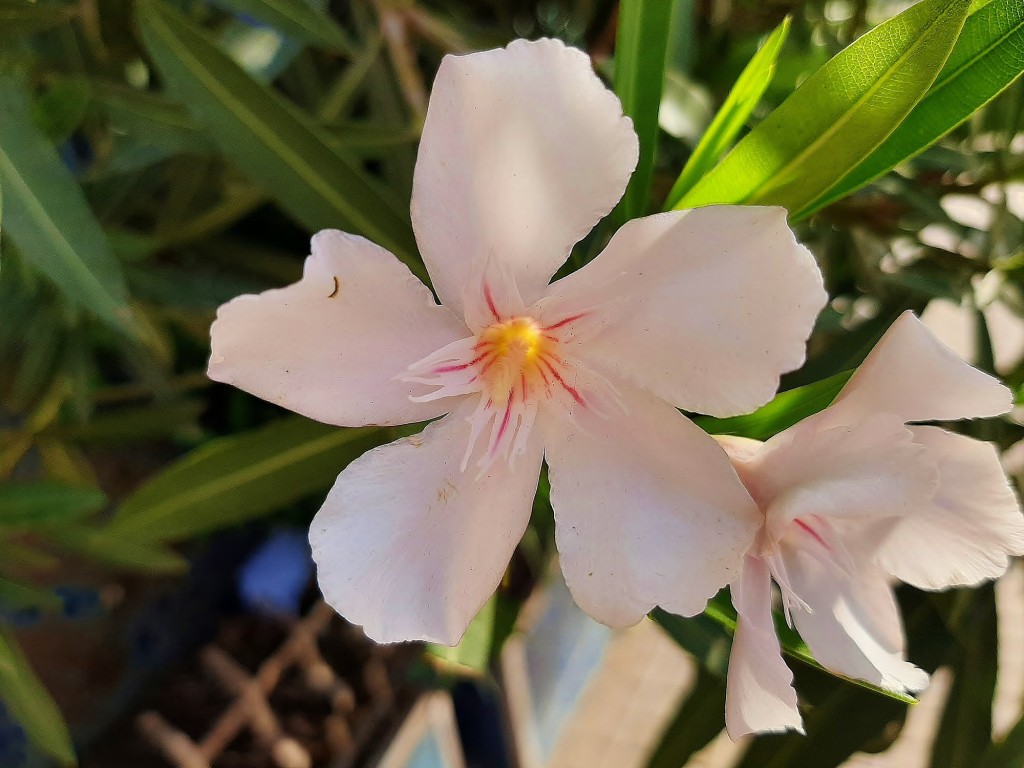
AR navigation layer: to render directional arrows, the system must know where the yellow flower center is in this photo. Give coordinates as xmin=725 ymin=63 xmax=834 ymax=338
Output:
xmin=476 ymin=317 xmax=554 ymax=404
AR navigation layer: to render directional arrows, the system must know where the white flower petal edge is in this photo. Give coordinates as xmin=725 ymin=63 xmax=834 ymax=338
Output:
xmin=412 ymin=38 xmax=639 ymax=315
xmin=725 ymin=555 xmax=803 ymax=739
xmin=541 ymin=207 xmax=827 ymax=417
xmin=544 ymin=384 xmax=761 ymax=627
xmin=823 ymin=310 xmax=1011 ymax=427
xmin=715 ymin=311 xmax=1024 ymax=739
xmin=874 ymin=426 xmax=1024 ymax=590
xmin=208 ymin=231 xmax=467 ymax=427
xmin=786 ymin=550 xmax=928 ymax=694
xmin=309 ymin=398 xmax=543 ymax=645
xmin=210 ymin=38 xmax=827 ymax=646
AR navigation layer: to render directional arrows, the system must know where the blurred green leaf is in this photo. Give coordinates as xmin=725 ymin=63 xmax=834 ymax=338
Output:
xmin=91 ymin=81 xmax=214 ymax=156
xmin=209 ymin=0 xmax=353 ymax=52
xmin=983 ymin=716 xmax=1024 ymax=768
xmin=646 ymin=667 xmax=726 ymax=768
xmin=806 ymin=0 xmax=1024 ymax=217
xmin=109 ymin=417 xmax=389 ymax=542
xmin=46 ymin=525 xmax=189 ymax=573
xmin=135 ymin=0 xmax=422 ymax=278
xmin=0 ymin=577 xmax=61 ymax=611
xmin=46 ymin=399 xmax=205 ymax=443
xmin=676 ymin=0 xmax=970 ymax=214
xmin=0 ymin=0 xmax=75 ymax=39
xmin=695 ymin=370 xmax=852 ymax=441
xmin=0 ymin=75 xmax=135 ymax=336
xmin=0 ymin=629 xmax=76 ymax=766
xmin=652 ymin=608 xmax=732 ymax=677
xmin=614 ymin=0 xmax=674 ymax=221
xmin=0 ymin=482 xmax=105 ymax=527
xmin=664 ymin=18 xmax=790 ymax=209
xmin=931 ymin=586 xmax=998 ymax=768
xmin=32 ymin=79 xmax=91 ymax=144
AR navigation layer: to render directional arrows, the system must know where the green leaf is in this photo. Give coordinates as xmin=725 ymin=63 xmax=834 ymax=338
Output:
xmin=135 ymin=0 xmax=422 ymax=279
xmin=32 ymin=79 xmax=92 ymax=144
xmin=90 ymin=81 xmax=214 ymax=156
xmin=614 ymin=0 xmax=674 ymax=221
xmin=46 ymin=399 xmax=205 ymax=443
xmin=983 ymin=716 xmax=1024 ymax=768
xmin=695 ymin=370 xmax=852 ymax=441
xmin=108 ymin=417 xmax=389 ymax=542
xmin=664 ymin=18 xmax=790 ymax=209
xmin=0 ymin=629 xmax=76 ymax=766
xmin=931 ymin=586 xmax=999 ymax=768
xmin=0 ymin=482 xmax=105 ymax=527
xmin=46 ymin=525 xmax=189 ymax=573
xmin=427 ymin=593 xmax=497 ymax=674
xmin=209 ymin=0 xmax=353 ymax=52
xmin=0 ymin=577 xmax=61 ymax=612
xmin=803 ymin=0 xmax=1024 ymax=217
xmin=675 ymin=0 xmax=971 ymax=214
xmin=0 ymin=0 xmax=75 ymax=39
xmin=0 ymin=75 xmax=135 ymax=336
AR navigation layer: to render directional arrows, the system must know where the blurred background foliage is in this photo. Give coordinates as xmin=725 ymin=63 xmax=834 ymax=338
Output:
xmin=0 ymin=0 xmax=1023 ymax=764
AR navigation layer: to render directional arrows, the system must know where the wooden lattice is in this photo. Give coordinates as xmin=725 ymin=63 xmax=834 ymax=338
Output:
xmin=135 ymin=601 xmax=411 ymax=768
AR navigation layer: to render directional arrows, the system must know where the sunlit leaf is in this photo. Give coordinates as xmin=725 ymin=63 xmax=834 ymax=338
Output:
xmin=695 ymin=370 xmax=853 ymax=441
xmin=805 ymin=0 xmax=1024 ymax=217
xmin=614 ymin=0 xmax=674 ymax=221
xmin=664 ymin=17 xmax=790 ymax=209
xmin=676 ymin=0 xmax=970 ymax=214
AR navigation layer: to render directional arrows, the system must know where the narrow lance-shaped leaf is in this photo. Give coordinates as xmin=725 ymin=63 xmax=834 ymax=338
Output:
xmin=675 ymin=0 xmax=971 ymax=215
xmin=135 ymin=0 xmax=423 ymax=279
xmin=207 ymin=0 xmax=354 ymax=53
xmin=664 ymin=17 xmax=790 ymax=209
xmin=0 ymin=75 xmax=135 ymax=336
xmin=108 ymin=417 xmax=390 ymax=543
xmin=614 ymin=0 xmax=674 ymax=221
xmin=0 ymin=630 xmax=76 ymax=766
xmin=801 ymin=0 xmax=1024 ymax=218
xmin=0 ymin=482 xmax=105 ymax=527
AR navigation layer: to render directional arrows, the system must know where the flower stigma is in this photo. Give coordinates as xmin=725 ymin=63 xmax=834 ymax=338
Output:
xmin=400 ymin=300 xmax=600 ymax=474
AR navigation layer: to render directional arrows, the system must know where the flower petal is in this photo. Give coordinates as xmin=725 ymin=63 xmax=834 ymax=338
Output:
xmin=543 ymin=383 xmax=761 ymax=627
xmin=726 ymin=556 xmax=804 ymax=739
xmin=411 ymin=38 xmax=639 ymax=315
xmin=541 ymin=207 xmax=826 ymax=417
xmin=785 ymin=547 xmax=928 ymax=695
xmin=309 ymin=398 xmax=543 ymax=644
xmin=874 ymin=426 xmax=1024 ymax=590
xmin=748 ymin=414 xmax=938 ymax=542
xmin=209 ymin=230 xmax=468 ymax=427
xmin=825 ymin=311 xmax=1012 ymax=426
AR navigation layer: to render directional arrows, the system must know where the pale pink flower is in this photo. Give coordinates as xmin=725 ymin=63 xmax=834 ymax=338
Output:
xmin=717 ymin=311 xmax=1024 ymax=738
xmin=207 ymin=39 xmax=825 ymax=645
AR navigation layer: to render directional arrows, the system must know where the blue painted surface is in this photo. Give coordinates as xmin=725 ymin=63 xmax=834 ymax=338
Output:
xmin=237 ymin=529 xmax=313 ymax=616
xmin=523 ymin=576 xmax=612 ymax=759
